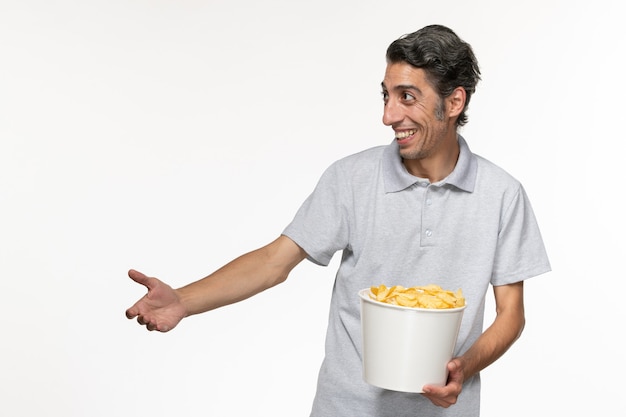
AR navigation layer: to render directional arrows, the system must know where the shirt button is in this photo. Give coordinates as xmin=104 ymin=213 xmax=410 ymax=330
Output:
xmin=426 ymin=199 xmax=432 ymax=205
xmin=425 ymin=229 xmax=433 ymax=237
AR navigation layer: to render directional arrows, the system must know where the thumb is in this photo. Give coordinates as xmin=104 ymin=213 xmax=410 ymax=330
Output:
xmin=446 ymin=358 xmax=464 ymax=383
xmin=128 ymin=269 xmax=155 ymax=290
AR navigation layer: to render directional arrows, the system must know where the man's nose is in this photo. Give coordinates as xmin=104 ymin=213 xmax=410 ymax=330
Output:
xmin=382 ymin=100 xmax=403 ymax=126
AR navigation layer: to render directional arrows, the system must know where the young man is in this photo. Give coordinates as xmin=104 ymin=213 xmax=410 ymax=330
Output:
xmin=126 ymin=24 xmax=551 ymax=416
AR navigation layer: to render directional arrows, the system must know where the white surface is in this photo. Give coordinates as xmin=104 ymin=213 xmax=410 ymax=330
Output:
xmin=360 ymin=289 xmax=465 ymax=393
xmin=0 ymin=1 xmax=623 ymax=416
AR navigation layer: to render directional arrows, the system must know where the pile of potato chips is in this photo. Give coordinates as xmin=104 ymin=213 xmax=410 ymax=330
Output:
xmin=370 ymin=284 xmax=465 ymax=309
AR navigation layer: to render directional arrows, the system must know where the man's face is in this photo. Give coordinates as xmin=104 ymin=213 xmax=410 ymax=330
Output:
xmin=381 ymin=62 xmax=455 ymax=162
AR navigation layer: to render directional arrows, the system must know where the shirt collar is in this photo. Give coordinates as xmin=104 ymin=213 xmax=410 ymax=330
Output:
xmin=382 ymin=134 xmax=477 ymax=193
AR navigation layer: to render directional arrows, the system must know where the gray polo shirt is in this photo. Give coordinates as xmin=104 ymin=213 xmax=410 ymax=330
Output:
xmin=282 ymin=135 xmax=551 ymax=417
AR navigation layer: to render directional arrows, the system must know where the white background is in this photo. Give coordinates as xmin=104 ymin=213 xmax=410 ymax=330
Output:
xmin=1 ymin=0 xmax=623 ymax=416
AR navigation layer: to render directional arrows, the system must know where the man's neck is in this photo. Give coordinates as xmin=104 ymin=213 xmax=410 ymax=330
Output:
xmin=403 ymin=134 xmax=460 ymax=182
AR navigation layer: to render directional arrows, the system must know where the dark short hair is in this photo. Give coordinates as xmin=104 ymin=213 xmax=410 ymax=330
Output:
xmin=386 ymin=25 xmax=481 ymax=126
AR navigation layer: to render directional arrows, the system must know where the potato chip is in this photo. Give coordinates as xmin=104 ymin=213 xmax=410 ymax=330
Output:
xmin=369 ymin=284 xmax=465 ymax=309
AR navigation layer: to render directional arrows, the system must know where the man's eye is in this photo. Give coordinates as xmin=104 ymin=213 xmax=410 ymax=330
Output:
xmin=402 ymin=92 xmax=415 ymax=101
xmin=381 ymin=91 xmax=389 ymax=102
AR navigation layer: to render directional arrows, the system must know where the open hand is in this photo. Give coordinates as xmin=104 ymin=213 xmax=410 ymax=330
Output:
xmin=125 ymin=269 xmax=187 ymax=332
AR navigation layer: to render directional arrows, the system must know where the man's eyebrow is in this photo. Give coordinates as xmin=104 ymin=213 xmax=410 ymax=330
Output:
xmin=380 ymin=82 xmax=423 ymax=96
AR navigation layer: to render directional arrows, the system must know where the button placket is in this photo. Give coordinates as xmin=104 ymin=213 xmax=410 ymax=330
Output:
xmin=422 ymin=185 xmax=435 ymax=246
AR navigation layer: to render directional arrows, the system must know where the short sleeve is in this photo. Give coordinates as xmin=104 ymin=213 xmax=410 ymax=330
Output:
xmin=491 ymin=184 xmax=551 ymax=285
xmin=282 ymin=162 xmax=350 ymax=266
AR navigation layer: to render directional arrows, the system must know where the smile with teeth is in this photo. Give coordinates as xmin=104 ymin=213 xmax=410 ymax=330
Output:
xmin=395 ymin=129 xmax=416 ymax=139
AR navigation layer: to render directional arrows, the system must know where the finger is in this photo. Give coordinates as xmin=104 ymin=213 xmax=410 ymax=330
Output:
xmin=446 ymin=359 xmax=463 ymax=384
xmin=125 ymin=307 xmax=138 ymax=319
xmin=125 ymin=299 xmax=146 ymax=320
xmin=128 ymin=269 xmax=155 ymax=290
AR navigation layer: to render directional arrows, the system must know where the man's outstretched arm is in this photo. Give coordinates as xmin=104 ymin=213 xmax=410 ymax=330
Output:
xmin=125 ymin=235 xmax=307 ymax=332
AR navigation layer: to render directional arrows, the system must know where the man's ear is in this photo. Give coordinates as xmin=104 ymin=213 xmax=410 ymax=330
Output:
xmin=446 ymin=87 xmax=466 ymax=119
